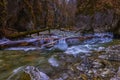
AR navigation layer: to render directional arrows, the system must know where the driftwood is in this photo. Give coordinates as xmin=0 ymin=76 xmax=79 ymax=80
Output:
xmin=0 ymin=36 xmax=93 ymax=49
xmin=0 ymin=37 xmax=58 ymax=49
xmin=35 ymin=36 xmax=94 ymax=48
xmin=0 ymin=39 xmax=37 ymax=49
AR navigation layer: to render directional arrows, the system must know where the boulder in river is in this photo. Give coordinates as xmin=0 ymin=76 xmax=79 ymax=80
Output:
xmin=54 ymin=39 xmax=68 ymax=51
xmin=7 ymin=66 xmax=50 ymax=80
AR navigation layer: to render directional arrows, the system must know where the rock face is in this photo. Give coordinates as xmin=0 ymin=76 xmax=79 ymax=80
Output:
xmin=0 ymin=0 xmax=45 ymax=37
xmin=7 ymin=0 xmax=38 ymax=31
xmin=76 ymin=0 xmax=120 ymax=37
xmin=76 ymin=10 xmax=120 ymax=37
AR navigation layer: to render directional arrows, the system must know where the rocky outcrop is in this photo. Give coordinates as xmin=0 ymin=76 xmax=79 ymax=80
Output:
xmin=76 ymin=10 xmax=120 ymax=37
xmin=76 ymin=0 xmax=120 ymax=38
xmin=0 ymin=0 xmax=46 ymax=37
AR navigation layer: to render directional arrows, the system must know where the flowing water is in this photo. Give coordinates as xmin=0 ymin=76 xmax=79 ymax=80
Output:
xmin=0 ymin=33 xmax=120 ymax=80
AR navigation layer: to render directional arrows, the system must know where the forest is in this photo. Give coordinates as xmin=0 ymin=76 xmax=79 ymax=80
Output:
xmin=0 ymin=0 xmax=120 ymax=80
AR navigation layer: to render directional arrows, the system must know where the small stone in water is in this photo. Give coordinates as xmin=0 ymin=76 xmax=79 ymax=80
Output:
xmin=48 ymin=57 xmax=59 ymax=67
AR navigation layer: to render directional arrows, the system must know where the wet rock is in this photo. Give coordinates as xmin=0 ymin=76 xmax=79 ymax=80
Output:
xmin=76 ymin=65 xmax=85 ymax=71
xmin=55 ymin=78 xmax=63 ymax=80
xmin=82 ymin=55 xmax=91 ymax=68
xmin=117 ymin=67 xmax=120 ymax=77
xmin=92 ymin=61 xmax=103 ymax=69
xmin=24 ymin=66 xmax=50 ymax=80
xmin=54 ymin=39 xmax=68 ymax=51
xmin=110 ymin=77 xmax=120 ymax=80
xmin=88 ymin=70 xmax=94 ymax=74
xmin=99 ymin=45 xmax=120 ymax=61
xmin=99 ymin=55 xmax=107 ymax=59
xmin=48 ymin=57 xmax=59 ymax=67
xmin=76 ymin=56 xmax=92 ymax=72
xmin=100 ymin=68 xmax=111 ymax=77
xmin=98 ymin=47 xmax=105 ymax=52
xmin=110 ymin=67 xmax=120 ymax=80
xmin=7 ymin=66 xmax=27 ymax=80
xmin=60 ymin=73 xmax=69 ymax=80
xmin=8 ymin=66 xmax=50 ymax=80
xmin=106 ymin=45 xmax=120 ymax=53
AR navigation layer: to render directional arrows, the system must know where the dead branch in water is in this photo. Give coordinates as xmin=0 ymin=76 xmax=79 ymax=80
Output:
xmin=0 ymin=36 xmax=93 ymax=49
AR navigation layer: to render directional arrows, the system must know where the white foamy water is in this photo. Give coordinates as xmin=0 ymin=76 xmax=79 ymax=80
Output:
xmin=84 ymin=33 xmax=113 ymax=44
xmin=65 ymin=33 xmax=113 ymax=56
xmin=65 ymin=44 xmax=97 ymax=56
xmin=0 ymin=38 xmax=10 ymax=44
xmin=5 ymin=47 xmax=41 ymax=52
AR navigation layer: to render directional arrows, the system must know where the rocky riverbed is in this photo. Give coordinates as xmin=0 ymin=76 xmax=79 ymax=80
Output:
xmin=0 ymin=32 xmax=120 ymax=80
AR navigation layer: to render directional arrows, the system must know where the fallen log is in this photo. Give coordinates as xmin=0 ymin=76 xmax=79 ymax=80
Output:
xmin=0 ymin=39 xmax=37 ymax=49
xmin=0 ymin=38 xmax=58 ymax=49
xmin=40 ymin=36 xmax=94 ymax=48
xmin=0 ymin=36 xmax=94 ymax=49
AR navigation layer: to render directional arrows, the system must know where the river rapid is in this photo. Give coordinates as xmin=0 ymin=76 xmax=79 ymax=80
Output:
xmin=0 ymin=32 xmax=120 ymax=80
